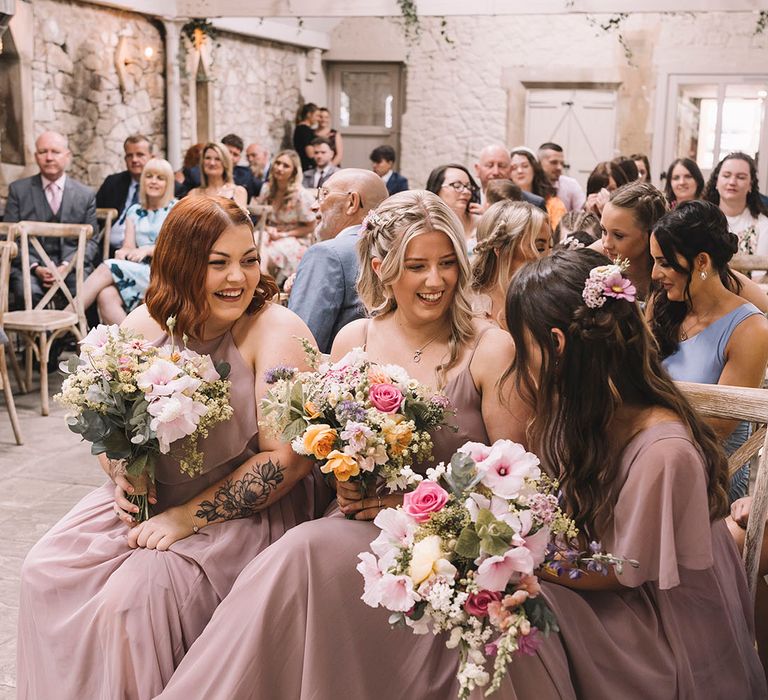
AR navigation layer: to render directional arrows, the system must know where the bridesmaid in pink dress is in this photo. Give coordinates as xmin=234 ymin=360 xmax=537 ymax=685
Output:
xmin=503 ymin=249 xmax=766 ymax=698
xmin=17 ymin=196 xmax=332 ymax=699
xmin=156 ymin=191 xmax=531 ymax=699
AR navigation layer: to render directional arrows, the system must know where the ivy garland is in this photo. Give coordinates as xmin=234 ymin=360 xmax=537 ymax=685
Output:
xmin=756 ymin=10 xmax=768 ymax=35
xmin=586 ymin=13 xmax=635 ymax=66
xmin=181 ymin=18 xmax=218 ymax=50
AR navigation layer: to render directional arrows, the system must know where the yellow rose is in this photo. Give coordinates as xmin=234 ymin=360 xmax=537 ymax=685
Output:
xmin=409 ymin=535 xmax=457 ymax=585
xmin=320 ymin=450 xmax=360 ymax=482
xmin=304 ymin=401 xmax=322 ymax=419
xmin=383 ymin=419 xmax=413 ymax=456
xmin=302 ymin=424 xmax=338 ymax=459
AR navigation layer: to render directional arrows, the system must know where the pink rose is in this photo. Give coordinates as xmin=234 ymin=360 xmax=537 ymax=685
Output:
xmin=402 ymin=481 xmax=450 ymax=522
xmin=464 ymin=589 xmax=502 ymax=618
xmin=369 ymin=383 xmax=404 ymax=413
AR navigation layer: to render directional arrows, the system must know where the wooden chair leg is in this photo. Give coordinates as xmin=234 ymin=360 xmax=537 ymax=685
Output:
xmin=25 ymin=339 xmax=33 ymax=392
xmin=39 ymin=332 xmax=49 ymax=416
xmin=6 ymin=338 xmax=27 ymax=393
xmin=0 ymin=346 xmax=23 ymax=445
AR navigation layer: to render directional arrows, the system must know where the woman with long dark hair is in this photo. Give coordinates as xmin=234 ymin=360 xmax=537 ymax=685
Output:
xmin=502 ymin=248 xmax=766 ymax=698
xmin=17 ymin=196 xmax=331 ymax=698
xmin=292 ymin=102 xmax=319 ymax=171
xmin=664 ymin=157 xmax=705 ymax=208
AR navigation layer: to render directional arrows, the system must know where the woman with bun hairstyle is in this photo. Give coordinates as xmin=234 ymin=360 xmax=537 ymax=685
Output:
xmin=649 ymin=200 xmax=768 ymax=500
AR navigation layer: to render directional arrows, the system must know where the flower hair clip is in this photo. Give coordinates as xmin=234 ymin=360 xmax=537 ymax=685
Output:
xmin=362 ymin=210 xmax=384 ymax=231
xmin=561 ymin=235 xmax=585 ymax=251
xmin=582 ymin=258 xmax=637 ymax=308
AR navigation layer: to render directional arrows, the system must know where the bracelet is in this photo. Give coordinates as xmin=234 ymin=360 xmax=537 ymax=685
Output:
xmin=188 ymin=509 xmax=200 ymax=534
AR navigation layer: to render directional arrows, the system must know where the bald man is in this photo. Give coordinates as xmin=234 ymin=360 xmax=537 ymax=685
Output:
xmin=472 ymin=143 xmax=546 ymax=214
xmin=288 ymin=169 xmax=388 ymax=352
xmin=4 ymin=131 xmax=99 ymax=307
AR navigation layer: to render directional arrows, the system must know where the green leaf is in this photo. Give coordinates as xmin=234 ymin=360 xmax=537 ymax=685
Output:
xmin=523 ymin=598 xmax=559 ymax=635
xmin=443 ymin=451 xmax=483 ymax=499
xmin=215 ymin=361 xmax=231 ymax=379
xmin=283 ymin=417 xmax=308 ymax=442
xmin=476 ymin=509 xmax=515 ymax=556
xmin=126 ymin=451 xmax=148 ymax=477
xmin=454 ymin=524 xmax=481 ymax=559
xmin=103 ymin=430 xmax=132 ymax=459
xmin=289 ymin=379 xmax=304 ymax=409
xmin=66 ymin=355 xmax=81 ymax=373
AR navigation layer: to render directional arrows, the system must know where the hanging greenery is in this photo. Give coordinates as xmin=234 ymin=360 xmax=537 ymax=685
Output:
xmin=756 ymin=11 xmax=768 ymax=35
xmin=586 ymin=13 xmax=635 ymax=66
xmin=181 ymin=18 xmax=218 ymax=50
xmin=398 ymin=0 xmax=421 ymax=43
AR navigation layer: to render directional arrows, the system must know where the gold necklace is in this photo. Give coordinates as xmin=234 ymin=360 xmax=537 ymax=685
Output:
xmin=411 ymin=332 xmax=444 ymax=363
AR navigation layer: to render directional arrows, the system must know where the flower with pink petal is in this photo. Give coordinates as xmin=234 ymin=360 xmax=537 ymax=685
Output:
xmin=371 ymin=508 xmax=417 ymax=558
xmin=79 ymin=324 xmax=119 ymax=357
xmin=457 ymin=441 xmax=492 ymax=464
xmin=602 ymin=271 xmax=637 ymax=302
xmin=377 ymin=573 xmax=420 ymax=612
xmin=136 ymin=359 xmax=182 ymax=394
xmin=402 ymin=481 xmax=450 ymax=522
xmin=147 ymin=392 xmax=208 ymax=452
xmin=478 ymin=440 xmax=541 ymax=498
xmin=474 ymin=546 xmax=535 ymax=591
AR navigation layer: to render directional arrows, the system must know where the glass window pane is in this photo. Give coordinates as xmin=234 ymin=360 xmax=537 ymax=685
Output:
xmin=340 ymin=70 xmax=394 ymax=128
xmin=717 ymin=84 xmax=767 ymax=162
xmin=674 ymin=84 xmax=718 ymax=169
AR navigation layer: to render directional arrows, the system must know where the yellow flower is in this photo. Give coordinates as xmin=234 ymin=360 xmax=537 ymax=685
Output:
xmin=304 ymin=401 xmax=322 ymax=419
xmin=302 ymin=424 xmax=338 ymax=459
xmin=383 ymin=418 xmax=413 ymax=456
xmin=320 ymin=450 xmax=360 ymax=482
xmin=409 ymin=535 xmax=457 ymax=585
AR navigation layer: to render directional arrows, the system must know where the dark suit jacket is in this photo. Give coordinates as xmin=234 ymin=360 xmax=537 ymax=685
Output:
xmin=182 ymin=165 xmax=258 ymax=199
xmin=97 ymin=169 xmax=184 ymax=212
xmin=386 ymin=171 xmax=409 ymax=195
xmin=301 ymin=165 xmax=339 ymax=189
xmin=521 ymin=191 xmax=547 ymax=212
xmin=4 ymin=174 xmax=100 ymax=271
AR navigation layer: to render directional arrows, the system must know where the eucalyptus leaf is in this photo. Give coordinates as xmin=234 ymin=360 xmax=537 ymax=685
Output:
xmin=454 ymin=524 xmax=481 ymax=560
xmin=476 ymin=509 xmax=515 ymax=556
xmin=66 ymin=355 xmax=81 ymax=373
xmin=443 ymin=451 xmax=483 ymax=499
xmin=283 ymin=417 xmax=308 ymax=442
xmin=215 ymin=361 xmax=231 ymax=380
xmin=126 ymin=451 xmax=148 ymax=477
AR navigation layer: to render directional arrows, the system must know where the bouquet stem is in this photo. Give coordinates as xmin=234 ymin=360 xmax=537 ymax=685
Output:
xmin=125 ymin=471 xmax=152 ymax=523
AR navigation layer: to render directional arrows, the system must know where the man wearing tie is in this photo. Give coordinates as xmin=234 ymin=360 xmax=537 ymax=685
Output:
xmin=301 ymin=137 xmax=339 ymax=189
xmin=4 ymin=131 xmax=99 ymax=307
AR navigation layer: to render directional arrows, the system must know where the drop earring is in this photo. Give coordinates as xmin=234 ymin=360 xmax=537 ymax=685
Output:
xmin=700 ymin=270 xmax=707 ymax=281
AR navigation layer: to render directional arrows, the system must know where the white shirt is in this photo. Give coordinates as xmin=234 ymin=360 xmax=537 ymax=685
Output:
xmin=726 ymin=209 xmax=768 ymax=256
xmin=554 ymin=175 xmax=586 ymax=212
xmin=381 ymin=170 xmax=394 ymax=185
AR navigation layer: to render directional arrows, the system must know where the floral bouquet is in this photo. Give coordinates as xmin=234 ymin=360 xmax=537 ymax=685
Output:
xmin=357 ymin=439 xmax=636 ymax=699
xmin=56 ymin=320 xmax=234 ymax=521
xmin=260 ymin=343 xmax=453 ymax=492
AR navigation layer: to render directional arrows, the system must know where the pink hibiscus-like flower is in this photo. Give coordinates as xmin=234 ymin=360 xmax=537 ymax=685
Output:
xmin=369 ymin=383 xmax=404 ymax=413
xmin=357 ymin=552 xmax=385 ymax=606
xmin=465 ymin=492 xmax=516 ymax=527
xmin=371 ymin=507 xmax=417 ymax=558
xmin=147 ymin=392 xmax=208 ymax=453
xmin=402 ymin=481 xmax=450 ymax=522
xmin=137 ymin=359 xmax=182 ymax=394
xmin=181 ymin=350 xmax=221 ymax=382
xmin=475 ymin=546 xmax=535 ymax=591
xmin=457 ymin=441 xmax=492 ymax=465
xmin=378 ymin=573 xmax=420 ymax=612
xmin=602 ymin=271 xmax=636 ymax=302
xmin=464 ymin=589 xmax=502 ymax=618
xmin=79 ymin=324 xmax=119 ymax=356
xmin=479 ymin=440 xmax=541 ymax=498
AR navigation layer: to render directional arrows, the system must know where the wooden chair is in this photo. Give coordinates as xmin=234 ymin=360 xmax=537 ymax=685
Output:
xmin=678 ymin=381 xmax=768 ymax=599
xmin=3 ymin=221 xmax=94 ymax=415
xmin=0 ymin=223 xmax=27 ymax=393
xmin=96 ymin=207 xmax=119 ymax=260
xmin=247 ymin=203 xmax=273 ymax=254
xmin=0 ymin=239 xmax=23 ymax=444
xmin=730 ymin=255 xmax=768 ymax=274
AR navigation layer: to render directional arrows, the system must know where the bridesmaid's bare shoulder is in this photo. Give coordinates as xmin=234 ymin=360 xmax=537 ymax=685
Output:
xmin=329 ymin=318 xmax=369 ymax=362
xmin=121 ymin=304 xmax=164 ymax=339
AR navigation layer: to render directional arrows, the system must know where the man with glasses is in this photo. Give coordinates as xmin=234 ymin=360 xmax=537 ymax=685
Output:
xmin=288 ymin=169 xmax=388 ymax=353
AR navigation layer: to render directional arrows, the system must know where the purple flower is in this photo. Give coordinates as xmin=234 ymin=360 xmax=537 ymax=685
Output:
xmin=263 ymin=365 xmax=297 ymax=384
xmin=516 ymin=627 xmax=541 ymax=656
xmin=335 ymin=400 xmax=366 ymax=423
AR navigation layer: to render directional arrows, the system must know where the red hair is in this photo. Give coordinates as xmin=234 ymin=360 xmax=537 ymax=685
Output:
xmin=145 ymin=196 xmax=278 ymax=339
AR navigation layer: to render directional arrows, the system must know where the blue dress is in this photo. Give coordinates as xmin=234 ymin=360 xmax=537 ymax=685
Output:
xmin=107 ymin=200 xmax=177 ymax=311
xmin=662 ymin=302 xmax=763 ymax=501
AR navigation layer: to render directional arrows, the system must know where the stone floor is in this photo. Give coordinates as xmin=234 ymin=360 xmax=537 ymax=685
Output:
xmin=0 ymin=368 xmax=99 ymax=698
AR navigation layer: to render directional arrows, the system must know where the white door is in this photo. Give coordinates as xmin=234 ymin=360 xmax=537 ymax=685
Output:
xmin=524 ymin=89 xmax=617 ymax=189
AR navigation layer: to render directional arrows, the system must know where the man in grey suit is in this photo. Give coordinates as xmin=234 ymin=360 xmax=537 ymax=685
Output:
xmin=4 ymin=131 xmax=99 ymax=307
xmin=301 ymin=137 xmax=339 ymax=190
xmin=288 ymin=169 xmax=388 ymax=353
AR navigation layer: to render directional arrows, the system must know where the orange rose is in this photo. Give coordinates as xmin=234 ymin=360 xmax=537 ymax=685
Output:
xmin=302 ymin=424 xmax=338 ymax=459
xmin=367 ymin=366 xmax=391 ymax=385
xmin=320 ymin=450 xmax=360 ymax=482
xmin=304 ymin=401 xmax=322 ymax=419
xmin=383 ymin=419 xmax=413 ymax=456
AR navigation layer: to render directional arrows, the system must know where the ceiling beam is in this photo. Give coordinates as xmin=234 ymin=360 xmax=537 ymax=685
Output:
xmin=178 ymin=0 xmax=767 ymax=18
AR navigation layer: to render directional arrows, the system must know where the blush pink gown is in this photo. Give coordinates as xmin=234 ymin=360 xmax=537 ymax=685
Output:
xmin=16 ymin=330 xmax=333 ymax=699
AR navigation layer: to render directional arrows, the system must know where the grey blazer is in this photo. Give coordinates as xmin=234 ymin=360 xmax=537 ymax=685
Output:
xmin=301 ymin=164 xmax=339 ymax=190
xmin=4 ymin=173 xmax=100 ymax=271
xmin=288 ymin=225 xmax=365 ymax=354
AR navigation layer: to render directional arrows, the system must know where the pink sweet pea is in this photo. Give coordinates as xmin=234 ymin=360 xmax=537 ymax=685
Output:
xmin=147 ymin=392 xmax=208 ymax=452
xmin=402 ymin=481 xmax=450 ymax=522
xmin=79 ymin=324 xmax=119 ymax=357
xmin=368 ymin=383 xmax=404 ymax=413
xmin=479 ymin=440 xmax=541 ymax=498
xmin=475 ymin=546 xmax=535 ymax=591
xmin=137 ymin=359 xmax=182 ymax=394
xmin=377 ymin=573 xmax=420 ymax=612
xmin=602 ymin=272 xmax=636 ymax=302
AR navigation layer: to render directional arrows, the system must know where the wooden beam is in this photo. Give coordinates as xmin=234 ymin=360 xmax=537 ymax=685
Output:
xmin=178 ymin=0 xmax=768 ymax=18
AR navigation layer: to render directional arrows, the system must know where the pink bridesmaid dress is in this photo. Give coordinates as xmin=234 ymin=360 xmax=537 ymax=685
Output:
xmin=16 ymin=330 xmax=332 ymax=699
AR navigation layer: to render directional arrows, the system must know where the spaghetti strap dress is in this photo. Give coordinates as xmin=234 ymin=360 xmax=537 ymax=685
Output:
xmin=16 ymin=329 xmax=333 ymax=699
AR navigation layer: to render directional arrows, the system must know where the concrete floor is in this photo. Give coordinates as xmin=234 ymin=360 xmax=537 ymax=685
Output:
xmin=0 ymin=367 xmax=100 ymax=698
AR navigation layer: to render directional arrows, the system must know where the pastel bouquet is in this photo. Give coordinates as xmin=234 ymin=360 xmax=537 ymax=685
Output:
xmin=357 ymin=439 xmax=636 ymax=699
xmin=260 ymin=344 xmax=453 ymax=492
xmin=56 ymin=320 xmax=234 ymax=521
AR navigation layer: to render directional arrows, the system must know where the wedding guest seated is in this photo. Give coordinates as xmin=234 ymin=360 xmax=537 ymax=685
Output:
xmin=704 ymin=152 xmax=768 ymax=256
xmin=485 ymin=178 xmax=524 ymax=205
xmin=426 ymin=163 xmax=480 ymax=255
xmin=631 ymin=152 xmax=652 ymax=183
xmin=370 ymin=144 xmax=408 ymax=195
xmin=502 ymin=248 xmax=767 ymax=699
xmin=471 ymin=200 xmax=551 ymax=328
xmin=256 ymin=149 xmax=316 ymax=288
xmin=648 ymin=200 xmax=768 ymax=501
xmin=509 ymin=147 xmax=567 ymax=228
xmin=96 ymin=134 xmax=153 ymax=251
xmin=538 ymin=142 xmax=586 ymax=211
xmin=3 ymin=130 xmax=99 ymax=309
xmin=187 ymin=142 xmax=248 ymax=209
xmin=288 ymin=169 xmax=388 ymax=353
xmin=316 ymin=107 xmax=344 ymax=166
xmin=301 ymin=137 xmax=339 ymax=189
xmin=71 ymin=158 xmax=177 ymax=324
xmin=246 ymin=142 xmax=271 ymax=193
xmin=664 ymin=157 xmax=705 ymax=209
xmin=554 ymin=210 xmax=601 ymax=245
xmin=175 ymin=142 xmax=204 ymax=197
xmin=155 ymin=190 xmax=526 ymax=700
xmin=182 ymin=135 xmax=257 ymax=201
xmin=472 ymin=143 xmax=546 ymax=215
xmin=16 ymin=195 xmax=332 ymax=699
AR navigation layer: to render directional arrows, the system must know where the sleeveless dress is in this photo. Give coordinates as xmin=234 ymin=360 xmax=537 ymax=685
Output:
xmin=507 ymin=422 xmax=766 ymax=699
xmin=157 ymin=340 xmax=494 ymax=700
xmin=662 ymin=302 xmax=763 ymax=501
xmin=16 ymin=329 xmax=332 ymax=699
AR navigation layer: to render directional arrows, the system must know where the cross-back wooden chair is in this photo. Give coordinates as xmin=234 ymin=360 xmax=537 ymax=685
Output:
xmin=678 ymin=381 xmax=768 ymax=599
xmin=0 ymin=223 xmax=27 ymax=394
xmin=247 ymin=203 xmax=273 ymax=256
xmin=730 ymin=255 xmax=768 ymax=274
xmin=96 ymin=207 xmax=119 ymax=261
xmin=0 ymin=238 xmax=23 ymax=444
xmin=3 ymin=220 xmax=94 ymax=415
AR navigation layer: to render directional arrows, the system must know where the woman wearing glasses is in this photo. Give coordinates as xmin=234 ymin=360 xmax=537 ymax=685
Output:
xmin=426 ymin=163 xmax=481 ymax=257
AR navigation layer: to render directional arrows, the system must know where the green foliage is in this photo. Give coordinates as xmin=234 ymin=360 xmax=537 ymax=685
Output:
xmin=756 ymin=11 xmax=768 ymax=35
xmin=442 ymin=451 xmax=483 ymax=499
xmin=523 ymin=597 xmax=560 ymax=636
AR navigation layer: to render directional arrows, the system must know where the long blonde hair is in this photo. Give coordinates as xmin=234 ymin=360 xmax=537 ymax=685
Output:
xmin=265 ymin=149 xmax=302 ymax=209
xmin=199 ymin=142 xmax=234 ymax=188
xmin=357 ymin=190 xmax=476 ymax=388
xmin=471 ymin=200 xmax=549 ymax=295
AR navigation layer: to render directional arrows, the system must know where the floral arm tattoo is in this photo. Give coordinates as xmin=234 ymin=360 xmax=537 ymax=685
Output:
xmin=195 ymin=460 xmax=285 ymax=523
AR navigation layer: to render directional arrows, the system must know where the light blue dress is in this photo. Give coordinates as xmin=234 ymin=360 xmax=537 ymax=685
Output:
xmin=107 ymin=200 xmax=177 ymax=311
xmin=662 ymin=302 xmax=762 ymax=501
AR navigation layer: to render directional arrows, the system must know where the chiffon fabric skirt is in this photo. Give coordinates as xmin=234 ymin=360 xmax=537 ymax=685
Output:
xmin=17 ymin=471 xmax=332 ymax=700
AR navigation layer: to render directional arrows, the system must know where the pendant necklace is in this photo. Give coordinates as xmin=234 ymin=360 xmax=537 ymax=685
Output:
xmin=412 ymin=333 xmax=441 ymax=363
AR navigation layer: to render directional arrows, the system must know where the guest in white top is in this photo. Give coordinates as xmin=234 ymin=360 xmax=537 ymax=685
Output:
xmin=538 ymin=141 xmax=586 ymax=212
